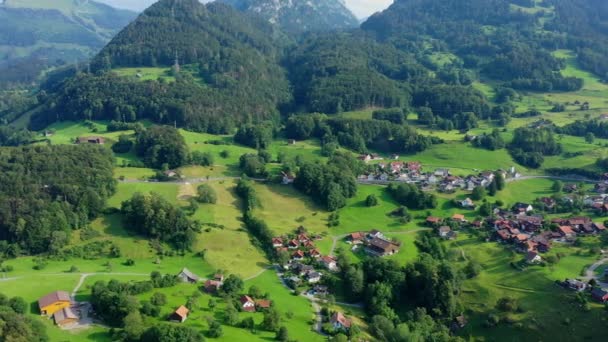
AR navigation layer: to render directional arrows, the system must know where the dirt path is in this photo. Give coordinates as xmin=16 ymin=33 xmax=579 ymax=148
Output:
xmin=506 ymin=175 xmax=600 ymax=184
xmin=244 ymin=266 xmax=273 ymax=281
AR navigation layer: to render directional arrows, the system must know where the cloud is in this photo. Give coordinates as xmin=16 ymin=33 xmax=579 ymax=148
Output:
xmin=98 ymin=0 xmax=393 ymax=18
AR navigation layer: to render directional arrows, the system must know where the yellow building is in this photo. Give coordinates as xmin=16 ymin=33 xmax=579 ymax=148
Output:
xmin=38 ymin=291 xmax=71 ymax=316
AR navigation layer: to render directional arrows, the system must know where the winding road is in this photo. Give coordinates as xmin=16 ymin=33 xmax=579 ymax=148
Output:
xmin=582 ymin=257 xmax=608 ymax=287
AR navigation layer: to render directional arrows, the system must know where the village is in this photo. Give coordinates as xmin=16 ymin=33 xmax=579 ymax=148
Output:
xmin=356 ymin=154 xmax=520 ymax=193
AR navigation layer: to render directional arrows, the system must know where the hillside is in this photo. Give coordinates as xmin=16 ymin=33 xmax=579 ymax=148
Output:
xmin=30 ymin=0 xmax=291 ymax=133
xmin=0 ymin=0 xmax=135 ymax=88
xmin=220 ymin=0 xmax=359 ymax=34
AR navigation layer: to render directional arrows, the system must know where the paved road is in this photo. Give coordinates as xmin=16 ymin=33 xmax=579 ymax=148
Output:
xmin=582 ymin=257 xmax=608 ymax=287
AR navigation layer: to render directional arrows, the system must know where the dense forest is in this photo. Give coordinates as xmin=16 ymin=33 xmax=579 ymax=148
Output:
xmin=0 ymin=145 xmax=115 ymax=254
xmin=31 ymin=0 xmax=291 ymax=133
xmin=0 ymin=293 xmax=47 ymax=341
xmin=285 ymin=114 xmax=440 ymax=154
xmin=24 ymin=0 xmax=608 ymax=134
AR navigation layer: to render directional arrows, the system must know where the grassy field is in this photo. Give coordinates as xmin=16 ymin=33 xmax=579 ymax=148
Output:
xmin=191 ymin=180 xmax=269 ymax=278
xmin=251 ymin=183 xmax=329 ymax=235
xmin=112 ymin=67 xmax=176 ymax=82
xmin=451 ymin=233 xmax=608 ymax=341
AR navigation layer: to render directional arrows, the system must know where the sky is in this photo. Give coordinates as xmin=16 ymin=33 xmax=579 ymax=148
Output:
xmin=98 ymin=0 xmax=393 ymax=19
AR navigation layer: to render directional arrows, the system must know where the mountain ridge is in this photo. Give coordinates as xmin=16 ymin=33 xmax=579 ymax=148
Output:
xmin=220 ymin=0 xmax=359 ymax=33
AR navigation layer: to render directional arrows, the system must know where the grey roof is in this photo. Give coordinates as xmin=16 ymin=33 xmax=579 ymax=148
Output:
xmin=53 ymin=307 xmax=78 ymax=323
xmin=39 ymin=291 xmax=71 ymax=310
xmin=178 ymin=268 xmax=200 ymax=281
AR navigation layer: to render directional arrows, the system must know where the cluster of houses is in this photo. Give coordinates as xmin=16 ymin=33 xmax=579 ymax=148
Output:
xmin=560 ymin=275 xmax=608 ymax=303
xmin=357 ymin=161 xmax=518 ymax=193
xmin=273 ymin=232 xmax=338 ymax=288
xmin=428 ymin=203 xmax=606 ymax=265
xmin=346 ymin=230 xmax=401 ymax=257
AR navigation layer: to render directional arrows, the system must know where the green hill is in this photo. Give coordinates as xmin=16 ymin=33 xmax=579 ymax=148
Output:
xmin=0 ymin=0 xmax=135 ymax=88
xmin=30 ymin=0 xmax=291 ymax=133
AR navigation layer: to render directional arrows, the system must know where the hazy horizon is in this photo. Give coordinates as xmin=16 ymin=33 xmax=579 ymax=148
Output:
xmin=97 ymin=0 xmax=393 ymax=19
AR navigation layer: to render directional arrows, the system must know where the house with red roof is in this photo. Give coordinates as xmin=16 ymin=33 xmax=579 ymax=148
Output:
xmin=240 ymin=296 xmax=256 ymax=312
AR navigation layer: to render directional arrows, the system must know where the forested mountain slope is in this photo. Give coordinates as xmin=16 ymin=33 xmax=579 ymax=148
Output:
xmin=26 ymin=0 xmax=608 ymax=133
xmin=0 ymin=0 xmax=135 ymax=88
xmin=31 ymin=0 xmax=292 ymax=133
xmin=220 ymin=0 xmax=359 ymax=34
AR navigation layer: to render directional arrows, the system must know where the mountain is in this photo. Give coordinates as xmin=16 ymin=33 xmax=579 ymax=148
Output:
xmin=0 ymin=0 xmax=135 ymax=88
xmin=361 ymin=0 xmax=608 ymax=90
xmin=31 ymin=0 xmax=291 ymax=133
xmin=220 ymin=0 xmax=359 ymax=34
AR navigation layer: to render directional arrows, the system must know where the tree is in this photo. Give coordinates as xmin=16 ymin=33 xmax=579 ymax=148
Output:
xmin=248 ymin=285 xmax=263 ymax=299
xmin=494 ymin=172 xmax=505 ymax=190
xmin=8 ymin=297 xmax=26 ymax=314
xmin=276 ymin=326 xmax=289 ymax=341
xmin=135 ymin=126 xmax=189 ymax=169
xmin=190 ymin=151 xmax=214 ymax=167
xmin=225 ymin=305 xmax=239 ymax=326
xmin=472 ymin=186 xmax=486 ymax=201
xmin=222 ymin=275 xmax=244 ymax=297
xmin=365 ymin=194 xmax=379 ymax=207
xmin=121 ymin=192 xmax=199 ymax=250
xmin=142 ymin=324 xmax=203 ymax=342
xmin=197 ymin=184 xmax=217 ymax=204
xmin=585 ymin=132 xmax=596 ymax=144
xmin=123 ymin=311 xmax=145 ymax=341
xmin=112 ymin=134 xmax=134 ymax=154
xmin=488 ymin=180 xmax=497 ymax=196
xmin=552 ymin=180 xmax=564 ymax=193
xmin=207 ymin=318 xmax=223 ymax=338
xmin=262 ymin=307 xmax=282 ymax=332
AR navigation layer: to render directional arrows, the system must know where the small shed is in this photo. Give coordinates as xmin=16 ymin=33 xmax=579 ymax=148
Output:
xmin=170 ymin=305 xmax=189 ymax=323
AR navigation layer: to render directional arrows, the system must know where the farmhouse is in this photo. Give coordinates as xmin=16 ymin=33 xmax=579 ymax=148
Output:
xmin=320 ymin=256 xmax=338 ymax=271
xmin=452 ymin=214 xmax=466 ymax=223
xmin=459 ymin=198 xmax=475 ymax=209
xmin=38 ymin=291 xmax=72 ymax=316
xmin=438 ymin=226 xmax=456 ymax=240
xmin=204 ymin=280 xmax=222 ymax=293
xmin=272 ymin=237 xmax=284 ymax=248
xmin=558 ymin=226 xmax=575 ymax=238
xmin=170 ymin=305 xmax=189 ymax=323
xmin=512 ymin=203 xmax=534 ymax=214
xmin=347 ymin=232 xmax=365 ymax=244
xmin=565 ymin=279 xmax=587 ymax=292
xmin=366 ymin=237 xmax=400 ymax=257
xmin=53 ymin=307 xmax=79 ymax=327
xmin=177 ymin=268 xmax=200 ymax=283
xmin=426 ymin=216 xmax=442 ymax=226
xmin=255 ymin=299 xmax=272 ymax=310
xmin=240 ymin=295 xmax=256 ymax=312
xmin=76 ymin=136 xmax=105 ymax=145
xmin=330 ymin=312 xmax=352 ymax=330
xmin=526 ymin=251 xmax=542 ymax=264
